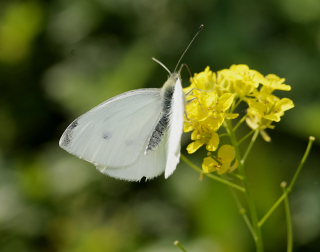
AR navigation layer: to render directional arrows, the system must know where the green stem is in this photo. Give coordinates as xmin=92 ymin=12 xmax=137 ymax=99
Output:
xmin=231 ymin=97 xmax=242 ymax=112
xmin=258 ymin=136 xmax=315 ymax=227
xmin=224 ymin=121 xmax=264 ymax=252
xmin=219 ymin=133 xmax=229 ymax=138
xmin=230 ymin=189 xmax=257 ymax=241
xmin=233 ymin=115 xmax=247 ymax=132
xmin=238 ymin=130 xmax=255 ymax=146
xmin=288 ymin=136 xmax=315 ymax=191
xmin=258 ymin=193 xmax=287 ymax=227
xmin=241 ymin=130 xmax=259 ymax=165
xmin=174 ymin=240 xmax=189 ymax=252
xmin=281 ymin=182 xmax=293 ymax=252
xmin=226 ymin=173 xmax=244 ymax=181
xmin=181 ymin=154 xmax=245 ymax=192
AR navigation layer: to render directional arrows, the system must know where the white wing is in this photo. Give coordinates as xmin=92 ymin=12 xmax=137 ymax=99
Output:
xmin=165 ymin=78 xmax=185 ymax=178
xmin=97 ymin=133 xmax=168 ymax=181
xmin=59 ymin=89 xmax=162 ymax=167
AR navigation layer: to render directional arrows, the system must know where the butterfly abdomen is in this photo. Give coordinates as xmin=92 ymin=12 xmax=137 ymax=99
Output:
xmin=145 ymin=114 xmax=169 ymax=153
xmin=145 ymin=74 xmax=178 ymax=153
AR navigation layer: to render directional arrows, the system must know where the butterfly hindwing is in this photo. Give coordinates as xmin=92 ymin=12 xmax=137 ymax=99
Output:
xmin=97 ymin=132 xmax=168 ymax=181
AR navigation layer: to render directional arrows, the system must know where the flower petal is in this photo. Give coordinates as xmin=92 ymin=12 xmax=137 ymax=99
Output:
xmin=206 ymin=132 xmax=219 ymax=151
xmin=277 ymin=98 xmax=294 ymax=111
xmin=187 ymin=140 xmax=204 ymax=154
xmin=202 ymin=156 xmax=219 ymax=173
xmin=260 ymin=130 xmax=271 ymax=142
xmin=219 ymin=93 xmax=236 ymax=111
xmin=218 ymin=145 xmax=236 ymax=163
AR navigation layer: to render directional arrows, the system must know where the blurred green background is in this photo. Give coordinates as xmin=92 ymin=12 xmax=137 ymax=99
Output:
xmin=0 ymin=0 xmax=320 ymax=251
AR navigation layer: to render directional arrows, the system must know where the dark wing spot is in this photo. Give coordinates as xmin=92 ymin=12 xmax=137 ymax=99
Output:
xmin=102 ymin=132 xmax=111 ymax=140
xmin=62 ymin=134 xmax=70 ymax=146
xmin=69 ymin=120 xmax=78 ymax=130
xmin=61 ymin=120 xmax=78 ymax=147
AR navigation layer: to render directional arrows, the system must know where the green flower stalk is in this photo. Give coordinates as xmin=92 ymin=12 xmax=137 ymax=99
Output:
xmin=180 ymin=64 xmax=314 ymax=252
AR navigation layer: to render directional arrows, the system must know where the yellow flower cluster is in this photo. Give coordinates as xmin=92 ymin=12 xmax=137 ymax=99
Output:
xmin=245 ymin=73 xmax=294 ymax=141
xmin=184 ymin=64 xmax=294 ymax=174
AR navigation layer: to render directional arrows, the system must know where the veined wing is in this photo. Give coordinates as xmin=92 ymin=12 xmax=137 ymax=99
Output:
xmin=59 ymin=89 xmax=162 ymax=167
xmin=97 ymin=132 xmax=168 ymax=181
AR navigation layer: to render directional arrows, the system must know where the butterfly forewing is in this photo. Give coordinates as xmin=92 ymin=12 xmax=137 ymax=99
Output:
xmin=59 ymin=89 xmax=162 ymax=168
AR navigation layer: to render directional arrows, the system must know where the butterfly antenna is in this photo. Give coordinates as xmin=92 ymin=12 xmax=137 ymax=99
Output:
xmin=152 ymin=57 xmax=172 ymax=75
xmin=179 ymin=63 xmax=192 ymax=78
xmin=174 ymin=24 xmax=204 ymax=73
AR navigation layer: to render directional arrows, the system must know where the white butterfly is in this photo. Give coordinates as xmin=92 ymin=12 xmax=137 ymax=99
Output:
xmin=59 ymin=25 xmax=203 ymax=181
xmin=59 ymin=69 xmax=185 ymax=181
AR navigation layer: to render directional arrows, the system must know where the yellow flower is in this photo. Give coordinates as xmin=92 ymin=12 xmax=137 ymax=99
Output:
xmin=246 ymin=92 xmax=294 ymax=141
xmin=202 ymin=145 xmax=238 ymax=174
xmin=186 ymin=130 xmax=219 ymax=154
xmin=184 ymin=72 xmax=237 ymax=153
xmin=184 ymin=64 xmax=295 ymax=172
xmin=188 ymin=66 xmax=216 ymax=91
xmin=202 ymin=156 xmax=219 ymax=173
xmin=263 ymin=98 xmax=295 ymax=122
xmin=261 ymin=74 xmax=291 ymax=92
xmin=217 ymin=64 xmax=264 ymax=97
